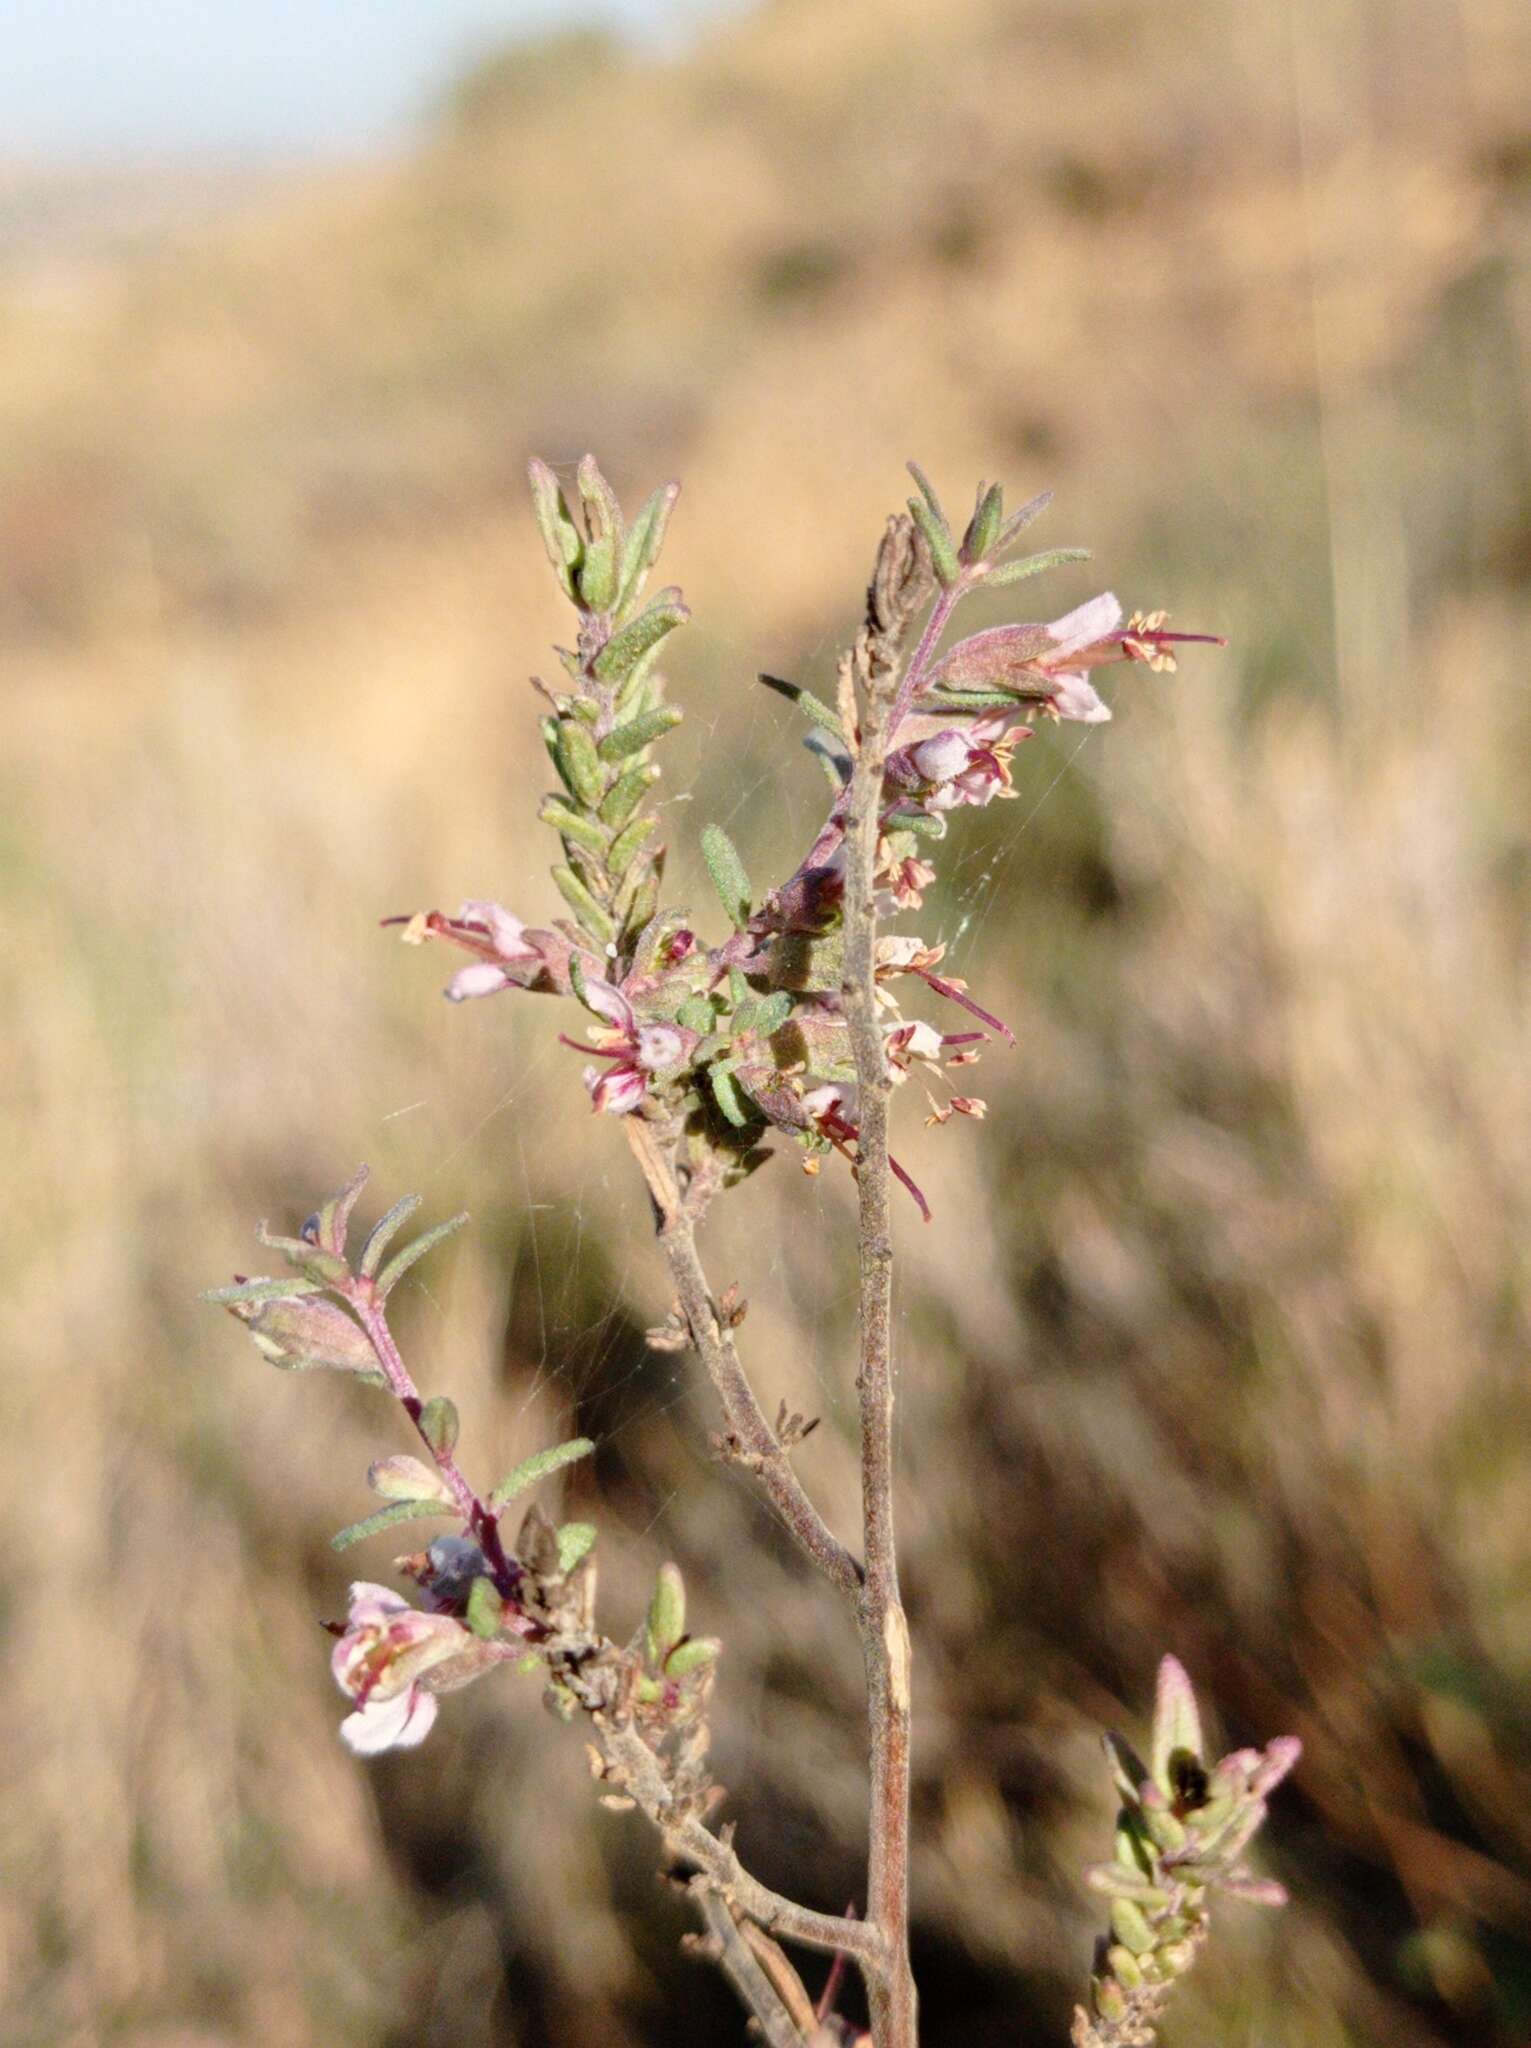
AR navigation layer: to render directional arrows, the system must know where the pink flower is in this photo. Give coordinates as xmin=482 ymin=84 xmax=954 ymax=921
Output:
xmin=565 ymin=978 xmax=695 ymax=1116
xmin=891 ymin=712 xmax=1029 ymax=812
xmin=383 ymin=901 xmax=588 ymax=1002
xmin=909 ymin=731 xmax=972 ymax=783
xmin=330 ymin=1581 xmax=474 ymax=1756
xmin=927 ymin=597 xmax=1225 ymax=726
xmin=884 ymin=853 xmax=936 ymax=910
xmin=433 ymin=900 xmax=543 ymax=1000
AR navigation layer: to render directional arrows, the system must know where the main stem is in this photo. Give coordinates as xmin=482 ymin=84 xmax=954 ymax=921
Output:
xmin=843 ymin=647 xmax=918 ymax=2047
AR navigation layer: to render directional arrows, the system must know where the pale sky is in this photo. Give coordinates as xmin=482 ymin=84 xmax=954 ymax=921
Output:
xmin=2 ymin=0 xmax=730 ymax=156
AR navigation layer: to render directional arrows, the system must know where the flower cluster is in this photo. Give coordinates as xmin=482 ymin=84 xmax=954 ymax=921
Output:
xmin=206 ymin=1166 xmax=718 ymax=1758
xmin=206 ymin=461 xmax=1288 ymax=2048
xmin=1073 ymin=1656 xmax=1301 ymax=2047
xmin=395 ymin=459 xmax=1224 ymax=1220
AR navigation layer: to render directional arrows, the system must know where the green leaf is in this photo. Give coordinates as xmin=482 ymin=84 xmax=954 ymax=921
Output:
xmin=964 ymin=480 xmax=1004 ymax=562
xmin=1152 ymin=1655 xmax=1204 ymax=1789
xmin=596 ymin=704 xmax=683 ymax=763
xmin=918 ymin=688 xmax=1027 ymax=713
xmin=553 ymin=720 xmax=606 ymax=809
xmin=983 ymin=546 xmax=1090 ymax=587
xmin=419 ymin=1395 xmax=460 ymax=1456
xmin=358 ymin=1195 xmax=422 ymax=1279
xmin=556 ymin=1522 xmax=597 ymax=1573
xmin=201 ymin=1275 xmax=323 ymax=1306
xmin=1084 ymin=1864 xmax=1170 ymax=1906
xmin=614 ymin=480 xmax=680 ymax=617
xmin=676 ymin=995 xmax=715 ymax=1035
xmin=747 ymin=990 xmax=792 ymax=1038
xmin=527 ymin=458 xmax=583 ymax=599
xmin=312 ymin=1165 xmax=370 ymax=1258
xmin=646 ymin=1562 xmax=686 ymax=1666
xmin=575 ymin=455 xmax=622 ymax=612
xmin=758 ymin=673 xmax=846 ymax=742
xmin=701 ymin=824 xmax=752 ymax=928
xmin=619 ymin=870 xmax=660 ymax=946
xmin=257 ymin=1224 xmax=352 ymax=1287
xmin=489 ymin=1436 xmax=596 ymax=1510
xmin=608 ymin=813 xmax=658 ymax=880
xmin=375 ymin=1211 xmax=469 ymax=1300
xmin=906 ymin=460 xmax=948 ymax=531
xmin=908 ymin=494 xmax=959 ymax=584
xmin=1109 ymin=1899 xmax=1156 ymax=1958
xmin=803 ymin=729 xmax=852 ymax=789
xmin=552 ymin=864 xmax=616 ymax=942
xmin=577 ymin=453 xmax=622 ymax=542
xmin=994 ymin=485 xmax=1053 ymax=549
xmin=466 ymin=1575 xmax=505 ymax=1638
xmin=592 ymin=594 xmax=689 ymax=683
xmin=577 ymin=532 xmax=617 ymax=613
xmin=664 ymin=1635 xmax=720 ymax=1678
xmin=332 ymin=1498 xmax=458 ymax=1551
xmin=897 ymin=810 xmax=948 ymax=838
xmin=1104 ymin=1732 xmax=1153 ymax=1806
xmin=709 ymin=1064 xmax=753 ymax=1128
xmin=539 ymin=801 xmax=609 ymax=862
xmin=368 ymin=1454 xmax=452 ymax=1503
xmin=599 ymin=760 xmax=661 ymax=830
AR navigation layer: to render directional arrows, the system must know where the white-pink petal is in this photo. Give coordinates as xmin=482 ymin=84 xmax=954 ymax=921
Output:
xmin=636 ymin=1023 xmax=686 ymax=1070
xmin=911 ymin=731 xmax=971 ymax=783
xmin=1048 ymin=671 xmax=1113 ymax=725
xmin=586 ymin=1063 xmax=646 ymax=1115
xmin=456 ymin=901 xmax=534 ymax=961
xmin=1047 ymin=592 xmax=1123 ymax=662
xmin=340 ymin=1684 xmax=439 ymax=1756
xmin=446 ymin=962 xmax=512 ymax=1002
xmin=582 ymin=978 xmax=636 ymax=1030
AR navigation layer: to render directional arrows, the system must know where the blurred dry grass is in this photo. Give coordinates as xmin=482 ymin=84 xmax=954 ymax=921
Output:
xmin=2 ymin=0 xmax=1530 ymax=2041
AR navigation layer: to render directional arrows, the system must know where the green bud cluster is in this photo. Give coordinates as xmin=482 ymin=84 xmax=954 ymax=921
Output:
xmin=527 ymin=455 xmax=686 ymax=965
xmin=906 ymin=459 xmax=1088 ymax=590
xmin=1075 ymin=1657 xmax=1300 ymax=2048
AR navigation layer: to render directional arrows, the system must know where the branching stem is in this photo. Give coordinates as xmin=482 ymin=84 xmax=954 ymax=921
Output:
xmin=348 ymin=1285 xmax=520 ymax=1595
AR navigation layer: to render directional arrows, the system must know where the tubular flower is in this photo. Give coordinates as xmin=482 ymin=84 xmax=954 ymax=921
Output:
xmin=928 ymin=594 xmax=1226 ymax=726
xmin=895 ymin=712 xmax=1030 ymax=812
xmin=330 ymin=1581 xmax=478 ymax=1756
xmin=385 ymin=900 xmax=589 ymax=1002
xmin=565 ymin=977 xmax=696 ymax=1115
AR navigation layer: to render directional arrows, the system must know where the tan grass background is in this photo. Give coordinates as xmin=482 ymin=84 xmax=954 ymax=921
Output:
xmin=3 ymin=0 xmax=1531 ymax=2042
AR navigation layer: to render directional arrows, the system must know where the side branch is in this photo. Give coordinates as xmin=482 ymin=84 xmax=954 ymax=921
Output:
xmin=624 ymin=1118 xmax=864 ymax=1600
xmin=596 ymin=1715 xmax=884 ymax=1966
xmin=690 ymin=1887 xmax=806 ymax=2048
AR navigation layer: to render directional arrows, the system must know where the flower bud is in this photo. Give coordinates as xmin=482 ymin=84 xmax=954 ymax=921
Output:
xmin=224 ymin=1292 xmax=383 ymax=1381
xmin=368 ymin=1455 xmax=452 ymax=1504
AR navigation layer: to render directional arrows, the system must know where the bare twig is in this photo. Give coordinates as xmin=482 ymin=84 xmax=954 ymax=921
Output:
xmin=594 ymin=1714 xmax=883 ymax=1966
xmin=691 ymin=1886 xmax=807 ymax=2048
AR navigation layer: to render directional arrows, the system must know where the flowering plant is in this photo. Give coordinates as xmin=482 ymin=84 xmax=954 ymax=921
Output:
xmin=208 ymin=457 xmax=1290 ymax=2047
